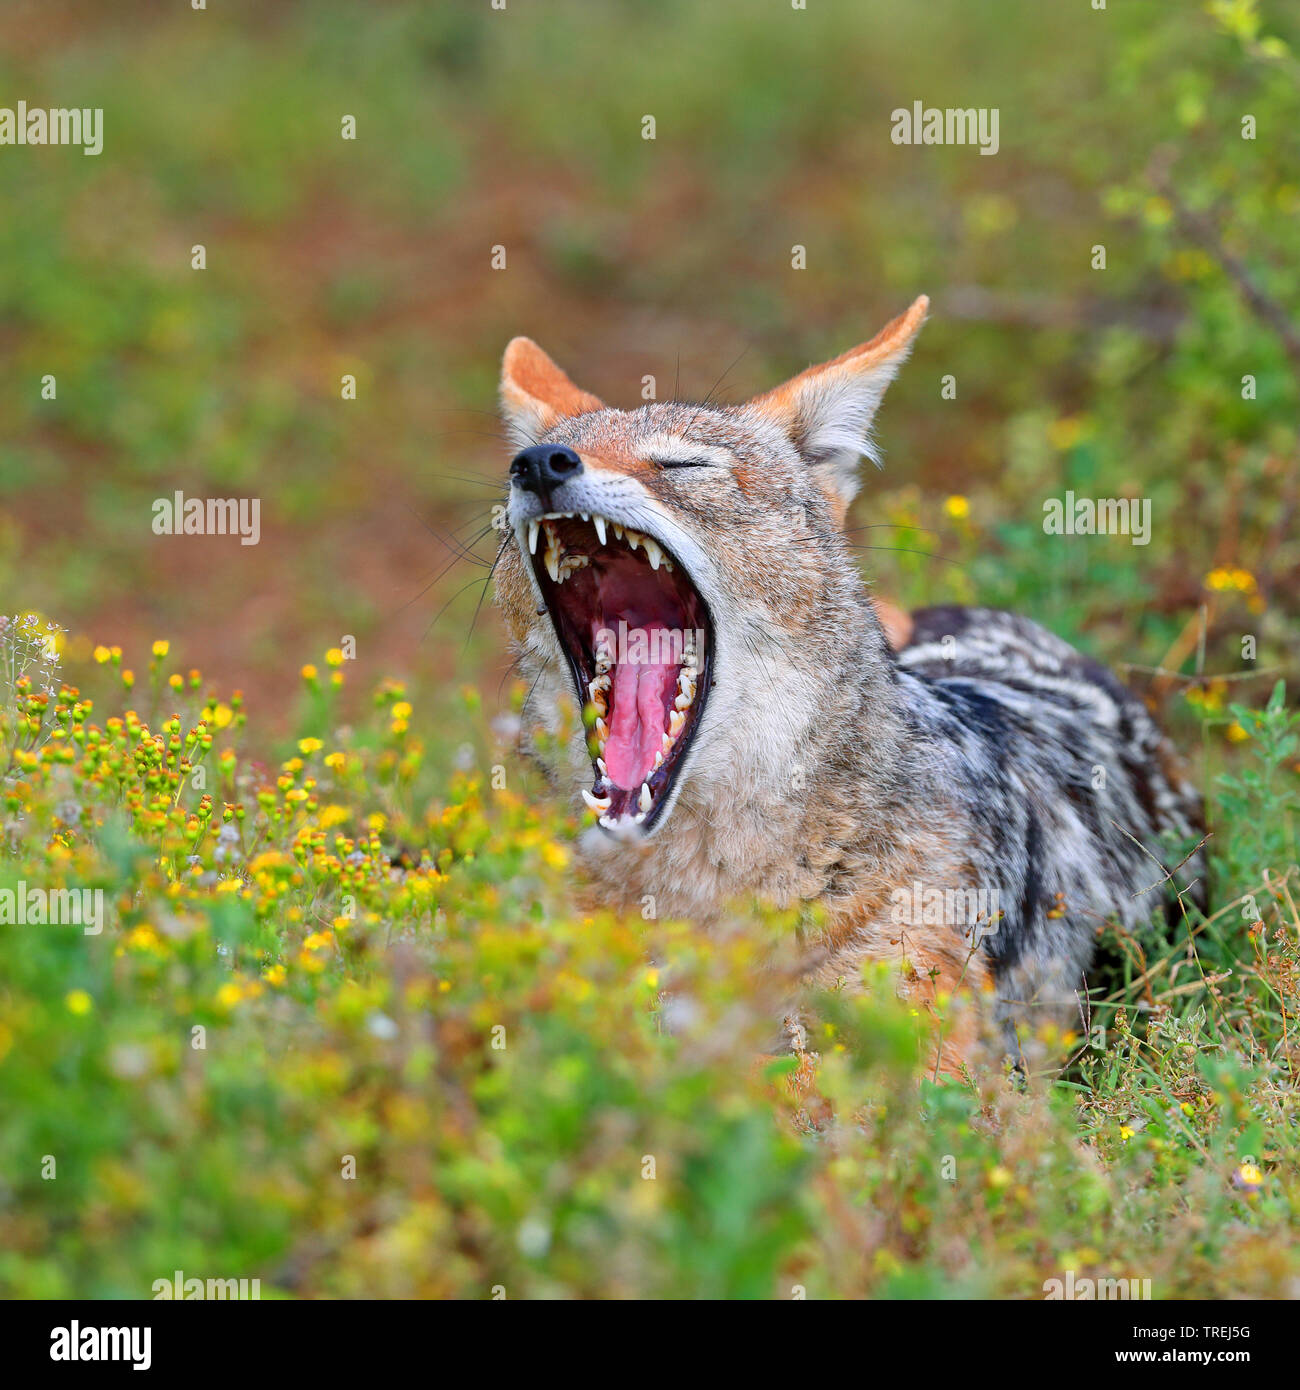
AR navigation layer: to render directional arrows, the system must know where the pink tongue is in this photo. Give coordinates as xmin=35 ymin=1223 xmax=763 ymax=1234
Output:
xmin=603 ymin=653 xmax=672 ymax=790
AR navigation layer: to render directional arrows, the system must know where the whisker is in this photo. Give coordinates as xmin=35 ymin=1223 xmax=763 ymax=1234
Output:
xmin=462 ymin=536 xmax=513 ymax=654
xmin=396 ymin=525 xmax=498 ymax=615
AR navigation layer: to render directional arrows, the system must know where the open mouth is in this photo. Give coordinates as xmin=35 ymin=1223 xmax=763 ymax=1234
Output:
xmin=522 ymin=512 xmax=712 ymax=832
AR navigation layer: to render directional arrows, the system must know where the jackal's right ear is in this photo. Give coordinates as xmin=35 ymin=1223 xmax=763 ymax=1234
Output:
xmin=746 ymin=295 xmax=928 ymax=524
xmin=500 ymin=338 xmax=605 ymax=450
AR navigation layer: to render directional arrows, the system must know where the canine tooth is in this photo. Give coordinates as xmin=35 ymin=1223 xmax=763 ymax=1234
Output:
xmin=542 ymin=522 xmax=563 ymax=582
xmin=582 ymin=788 xmax=611 ymax=813
xmin=668 ymin=710 xmax=686 ymax=738
xmin=527 ymin=520 xmax=540 ymax=555
xmin=593 ymin=516 xmax=607 ymax=545
xmin=643 ymin=538 xmax=663 ymax=570
xmin=639 ymin=782 xmax=652 ymax=813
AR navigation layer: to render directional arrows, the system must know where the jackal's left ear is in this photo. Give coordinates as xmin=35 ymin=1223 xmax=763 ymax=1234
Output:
xmin=500 ymin=337 xmax=605 ymax=450
xmin=747 ymin=295 xmax=928 ymax=522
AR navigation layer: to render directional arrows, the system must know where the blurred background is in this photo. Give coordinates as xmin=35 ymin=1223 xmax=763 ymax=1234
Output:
xmin=0 ymin=0 xmax=1295 ymax=765
xmin=1 ymin=0 xmax=1299 ymax=1305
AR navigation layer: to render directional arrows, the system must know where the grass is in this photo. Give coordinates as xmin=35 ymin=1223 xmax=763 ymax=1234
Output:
xmin=0 ymin=617 xmax=1296 ymax=1298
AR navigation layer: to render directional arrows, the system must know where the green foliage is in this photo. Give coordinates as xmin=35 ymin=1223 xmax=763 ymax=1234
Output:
xmin=1214 ymin=680 xmax=1299 ymax=898
xmin=0 ymin=629 xmax=1297 ymax=1299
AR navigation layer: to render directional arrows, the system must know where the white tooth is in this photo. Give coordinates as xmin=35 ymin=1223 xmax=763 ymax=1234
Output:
xmin=582 ymin=788 xmax=611 ymax=812
xmin=663 ymin=558 xmax=673 ymax=571
xmin=662 ymin=732 xmax=673 ymax=753
xmin=589 ymin=672 xmax=611 ymax=692
xmin=527 ymin=520 xmax=540 ymax=555
xmin=594 ymin=516 xmax=607 ymax=545
xmin=596 ymin=757 xmax=607 ymax=775
xmin=643 ymin=538 xmax=663 ymax=570
xmin=545 ymin=551 xmax=560 ymax=583
xmin=626 ymin=531 xmax=640 ymax=552
xmin=595 ymin=716 xmax=609 ymax=742
xmin=639 ymin=782 xmax=652 ymax=813
xmin=580 ymin=512 xmax=589 ymax=521
xmin=652 ymin=751 xmax=664 ymax=771
xmin=634 ymin=811 xmax=646 ymax=824
xmin=668 ymin=710 xmax=686 ymax=738
xmin=599 ymin=814 xmax=616 ymax=828
xmin=674 ymin=692 xmax=692 ymax=711
xmin=613 ymin=524 xmax=624 ymax=541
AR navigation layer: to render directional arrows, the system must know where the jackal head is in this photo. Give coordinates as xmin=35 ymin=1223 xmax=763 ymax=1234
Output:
xmin=494 ymin=296 xmax=928 ymax=844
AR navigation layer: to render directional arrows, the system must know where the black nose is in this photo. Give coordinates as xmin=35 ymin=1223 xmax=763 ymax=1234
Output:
xmin=509 ymin=444 xmax=583 ymax=503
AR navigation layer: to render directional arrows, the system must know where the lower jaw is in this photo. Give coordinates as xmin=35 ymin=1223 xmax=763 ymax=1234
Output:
xmin=579 ymin=691 xmax=709 ymax=835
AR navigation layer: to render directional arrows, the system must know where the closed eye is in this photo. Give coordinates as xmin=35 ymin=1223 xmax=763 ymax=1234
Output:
xmin=649 ymin=456 xmax=714 ymax=470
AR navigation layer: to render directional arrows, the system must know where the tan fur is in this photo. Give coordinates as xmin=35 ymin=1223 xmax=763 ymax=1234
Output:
xmin=500 ymin=337 xmax=605 ymax=444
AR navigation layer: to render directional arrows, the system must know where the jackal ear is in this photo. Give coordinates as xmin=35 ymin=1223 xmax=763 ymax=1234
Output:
xmin=747 ymin=295 xmax=928 ymax=523
xmin=500 ymin=337 xmax=605 ymax=449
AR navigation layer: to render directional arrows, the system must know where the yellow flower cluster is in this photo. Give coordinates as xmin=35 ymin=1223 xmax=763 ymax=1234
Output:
xmin=1204 ymin=567 xmax=1256 ymax=594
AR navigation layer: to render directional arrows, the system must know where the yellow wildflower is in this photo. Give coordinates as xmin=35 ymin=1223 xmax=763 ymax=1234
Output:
xmin=216 ymin=982 xmax=243 ymax=1009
